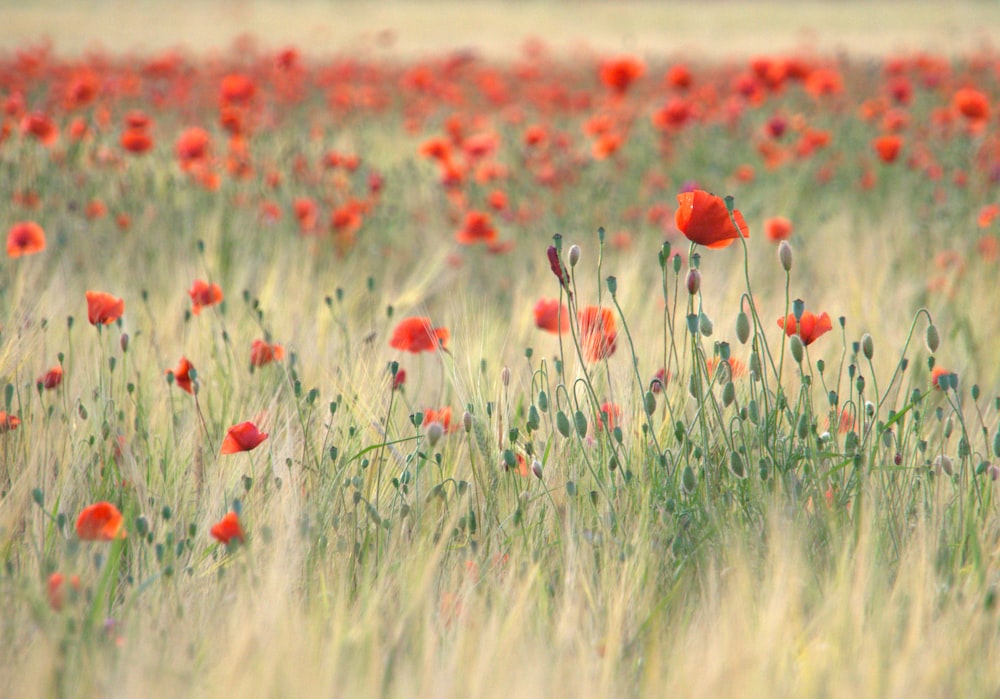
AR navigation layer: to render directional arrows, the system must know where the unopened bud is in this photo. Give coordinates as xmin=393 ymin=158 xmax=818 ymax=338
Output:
xmin=463 ymin=410 xmax=473 ymax=433
xmin=735 ymin=311 xmax=750 ymax=344
xmin=778 ymin=241 xmax=793 ymax=271
xmin=789 ymin=334 xmax=804 ymax=364
xmin=934 ymin=454 xmax=954 ymax=477
xmin=568 ymin=244 xmax=581 ymax=267
xmin=926 ymin=324 xmax=940 ymax=353
xmin=425 ymin=421 xmax=444 ymax=447
xmin=686 ymin=268 xmax=701 ymax=295
xmin=120 ymin=334 xmax=129 ymax=352
xmin=861 ymin=333 xmax=874 ymax=360
xmin=501 ymin=366 xmax=511 ymax=387
xmin=531 ymin=459 xmax=543 ymax=479
xmin=699 ymin=313 xmax=713 ymax=337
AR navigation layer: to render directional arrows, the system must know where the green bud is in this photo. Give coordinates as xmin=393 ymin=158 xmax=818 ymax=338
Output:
xmin=861 ymin=333 xmax=874 ymax=360
xmin=556 ymin=410 xmax=571 ymax=438
xmin=573 ymin=411 xmax=587 ymax=438
xmin=789 ymin=334 xmax=804 ymax=364
xmin=644 ymin=391 xmax=656 ymax=416
xmin=926 ymin=324 xmax=940 ymax=353
xmin=729 ymin=451 xmax=745 ymax=479
xmin=682 ymin=465 xmax=697 ymax=494
xmin=735 ymin=311 xmax=750 ymax=344
xmin=722 ymin=381 xmax=736 ymax=407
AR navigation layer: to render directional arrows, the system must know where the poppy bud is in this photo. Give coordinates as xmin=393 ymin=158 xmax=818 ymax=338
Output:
xmin=568 ymin=244 xmax=581 ymax=267
xmin=722 ymin=381 xmax=735 ymax=407
xmin=644 ymin=391 xmax=656 ymax=415
xmin=699 ymin=313 xmax=713 ymax=337
xmin=861 ymin=333 xmax=874 ymax=360
xmin=729 ymin=451 xmax=745 ymax=478
xmin=682 ymin=465 xmax=697 ymax=494
xmin=926 ymin=324 xmax=940 ymax=353
xmin=789 ymin=334 xmax=804 ymax=364
xmin=934 ymin=455 xmax=953 ymax=477
xmin=556 ymin=410 xmax=571 ymax=438
xmin=463 ymin=410 xmax=473 ymax=434
xmin=501 ymin=366 xmax=511 ymax=387
xmin=735 ymin=311 xmax=750 ymax=344
xmin=425 ymin=421 xmax=444 ymax=448
xmin=778 ymin=241 xmax=793 ymax=271
xmin=606 ymin=275 xmax=617 ymax=296
xmin=120 ymin=333 xmax=129 ymax=352
xmin=686 ymin=268 xmax=701 ymax=295
xmin=531 ymin=459 xmax=543 ymax=479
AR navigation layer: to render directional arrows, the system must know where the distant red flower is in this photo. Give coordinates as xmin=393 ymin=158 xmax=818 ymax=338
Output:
xmin=167 ymin=357 xmax=195 ymax=394
xmin=599 ymin=56 xmax=645 ymax=95
xmin=422 ymin=407 xmax=454 ymax=432
xmin=0 ymin=411 xmax=20 ymax=432
xmin=533 ymin=298 xmax=570 ymax=334
xmin=578 ymin=306 xmax=617 ymax=362
xmin=220 ymin=74 xmax=256 ymax=105
xmin=873 ymin=134 xmax=903 ymax=163
xmin=651 ymin=368 xmax=670 ymax=392
xmin=210 ymin=511 xmax=245 ymax=545
xmin=390 ymin=317 xmax=449 ymax=353
xmin=76 ymin=502 xmax=126 ymax=541
xmin=85 ymin=291 xmax=124 ymax=325
xmin=37 ymin=365 xmax=63 ymax=390
xmin=978 ymin=204 xmax=999 ymax=228
xmin=596 ymin=401 xmax=622 ymax=431
xmin=120 ymin=127 xmax=153 ymax=154
xmin=188 ymin=279 xmax=223 ymax=315
xmin=175 ymin=127 xmax=211 ymax=167
xmin=953 ymin=87 xmax=989 ymax=122
xmin=455 ymin=210 xmax=497 ymax=245
xmin=6 ymin=221 xmax=46 ymax=257
xmin=250 ymin=339 xmax=285 ymax=367
xmin=47 ymin=572 xmax=81 ymax=611
xmin=220 ymin=421 xmax=268 ymax=454
xmin=392 ymin=368 xmax=406 ymax=390
xmin=675 ymin=190 xmax=749 ymax=249
xmin=20 ymin=112 xmax=57 ymax=146
xmin=778 ymin=311 xmax=833 ymax=346
xmin=764 ymin=216 xmax=793 ymax=242
xmin=293 ymin=197 xmax=318 ymax=233
xmin=931 ymin=366 xmax=957 ymax=390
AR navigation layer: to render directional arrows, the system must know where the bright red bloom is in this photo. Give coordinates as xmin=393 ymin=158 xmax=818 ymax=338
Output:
xmin=47 ymin=572 xmax=81 ymax=611
xmin=175 ymin=127 xmax=211 ymax=167
xmin=931 ymin=366 xmax=957 ymax=390
xmin=120 ymin=128 xmax=153 ymax=154
xmin=533 ymin=298 xmax=570 ymax=334
xmin=578 ymin=306 xmax=617 ymax=362
xmin=7 ymin=221 xmax=46 ymax=257
xmin=764 ymin=216 xmax=793 ymax=242
xmin=390 ymin=317 xmax=449 ymax=353
xmin=37 ymin=365 xmax=63 ymax=390
xmin=85 ymin=291 xmax=124 ymax=325
xmin=220 ymin=74 xmax=256 ymax=105
xmin=293 ymin=197 xmax=318 ymax=233
xmin=0 ymin=411 xmax=20 ymax=432
xmin=675 ymin=190 xmax=749 ymax=249
xmin=76 ymin=502 xmax=126 ymax=541
xmin=210 ymin=511 xmax=245 ymax=544
xmin=777 ymin=311 xmax=833 ymax=346
xmin=20 ymin=112 xmax=57 ymax=146
xmin=422 ymin=407 xmax=453 ymax=432
xmin=188 ymin=279 xmax=223 ymax=315
xmin=455 ymin=210 xmax=497 ymax=245
xmin=220 ymin=421 xmax=268 ymax=454
xmin=596 ymin=402 xmax=622 ymax=431
xmin=953 ymin=88 xmax=989 ymax=121
xmin=599 ymin=56 xmax=645 ymax=95
xmin=250 ymin=339 xmax=285 ymax=367
xmin=977 ymin=204 xmax=999 ymax=228
xmin=167 ymin=357 xmax=195 ymax=394
xmin=873 ymin=134 xmax=903 ymax=163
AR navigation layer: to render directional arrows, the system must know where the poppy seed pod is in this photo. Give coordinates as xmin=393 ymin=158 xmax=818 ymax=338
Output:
xmin=778 ymin=241 xmax=793 ymax=271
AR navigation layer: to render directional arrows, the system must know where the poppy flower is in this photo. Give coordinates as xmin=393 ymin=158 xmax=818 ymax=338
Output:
xmin=76 ymin=502 xmax=126 ymax=541
xmin=250 ymin=339 xmax=285 ymax=367
xmin=20 ymin=112 xmax=58 ymax=146
xmin=873 ymin=134 xmax=902 ymax=163
xmin=37 ymin=365 xmax=63 ymax=390
xmin=120 ymin=128 xmax=153 ymax=154
xmin=651 ymin=368 xmax=670 ymax=393
xmin=166 ymin=357 xmax=195 ymax=394
xmin=0 ymin=411 xmax=20 ymax=432
xmin=675 ymin=190 xmax=749 ymax=249
xmin=293 ymin=197 xmax=318 ymax=233
xmin=188 ymin=279 xmax=223 ymax=315
xmin=578 ymin=306 xmax=617 ymax=362
xmin=764 ymin=216 xmax=793 ymax=242
xmin=210 ymin=511 xmax=245 ymax=545
xmin=392 ymin=368 xmax=406 ymax=390
xmin=6 ymin=221 xmax=46 ymax=258
xmin=85 ymin=291 xmax=124 ymax=325
xmin=390 ymin=317 xmax=449 ymax=353
xmin=175 ymin=127 xmax=211 ymax=167
xmin=422 ymin=407 xmax=453 ymax=432
xmin=953 ymin=87 xmax=989 ymax=122
xmin=533 ymin=298 xmax=570 ymax=334
xmin=931 ymin=366 xmax=957 ymax=390
xmin=455 ymin=210 xmax=497 ymax=245
xmin=777 ymin=311 xmax=833 ymax=346
xmin=47 ymin=572 xmax=81 ymax=611
xmin=220 ymin=74 xmax=256 ymax=105
xmin=220 ymin=421 xmax=268 ymax=454
xmin=599 ymin=56 xmax=645 ymax=95
xmin=978 ymin=204 xmax=999 ymax=228
xmin=596 ymin=402 xmax=622 ymax=431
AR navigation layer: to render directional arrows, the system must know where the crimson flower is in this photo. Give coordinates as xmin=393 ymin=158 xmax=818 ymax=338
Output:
xmin=76 ymin=502 xmax=126 ymax=541
xmin=675 ymin=190 xmax=749 ymax=249
xmin=220 ymin=421 xmax=268 ymax=454
xmin=777 ymin=311 xmax=833 ymax=346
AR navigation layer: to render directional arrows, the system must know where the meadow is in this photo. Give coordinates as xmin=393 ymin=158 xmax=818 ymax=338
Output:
xmin=3 ymin=4 xmax=1000 ymax=697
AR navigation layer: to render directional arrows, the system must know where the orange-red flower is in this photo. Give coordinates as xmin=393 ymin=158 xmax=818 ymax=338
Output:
xmin=175 ymin=127 xmax=211 ymax=167
xmin=533 ymin=298 xmax=570 ymax=334
xmin=85 ymin=291 xmax=124 ymax=325
xmin=47 ymin=572 xmax=81 ymax=611
xmin=390 ymin=317 xmax=449 ymax=353
xmin=578 ymin=306 xmax=617 ymax=362
xmin=220 ymin=74 xmax=256 ymax=105
xmin=764 ymin=216 xmax=793 ymax=242
xmin=873 ymin=134 xmax=902 ymax=163
xmin=20 ymin=112 xmax=58 ymax=146
xmin=167 ymin=357 xmax=195 ymax=394
xmin=0 ymin=411 xmax=20 ymax=432
xmin=120 ymin=128 xmax=153 ymax=154
xmin=188 ymin=279 xmax=223 ymax=315
xmin=778 ymin=311 xmax=833 ymax=346
xmin=37 ymin=365 xmax=63 ymax=390
xmin=422 ymin=406 xmax=454 ymax=432
xmin=210 ymin=511 xmax=245 ymax=544
xmin=953 ymin=87 xmax=989 ymax=122
xmin=250 ymin=339 xmax=285 ymax=367
xmin=599 ymin=55 xmax=645 ymax=95
xmin=220 ymin=421 xmax=268 ymax=454
xmin=455 ymin=210 xmax=497 ymax=245
xmin=596 ymin=401 xmax=622 ymax=431
xmin=76 ymin=502 xmax=126 ymax=541
xmin=6 ymin=221 xmax=46 ymax=258
xmin=675 ymin=190 xmax=750 ymax=249
xmin=931 ymin=366 xmax=957 ymax=390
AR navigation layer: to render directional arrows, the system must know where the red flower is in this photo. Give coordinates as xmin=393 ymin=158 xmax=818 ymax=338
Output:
xmin=210 ymin=511 xmax=245 ymax=544
xmin=20 ymin=112 xmax=58 ymax=146
xmin=175 ymin=127 xmax=211 ymax=167
xmin=931 ymin=366 xmax=957 ymax=390
xmin=422 ymin=407 xmax=453 ymax=432
xmin=546 ymin=245 xmax=572 ymax=298
xmin=188 ymin=279 xmax=223 ymax=315
xmin=167 ymin=357 xmax=195 ymax=394
xmin=599 ymin=56 xmax=645 ymax=95
xmin=675 ymin=190 xmax=749 ymax=249
xmin=873 ymin=134 xmax=903 ymax=163
xmin=250 ymin=339 xmax=285 ymax=367
xmin=85 ymin=291 xmax=125 ymax=325
xmin=651 ymin=368 xmax=670 ymax=392
xmin=390 ymin=317 xmax=449 ymax=353
xmin=220 ymin=421 xmax=268 ymax=454
xmin=120 ymin=128 xmax=153 ymax=154
xmin=455 ymin=210 xmax=497 ymax=245
xmin=778 ymin=311 xmax=833 ymax=346
xmin=392 ymin=368 xmax=406 ymax=390
xmin=7 ymin=221 xmax=46 ymax=258
xmin=37 ymin=365 xmax=63 ymax=390
xmin=578 ymin=306 xmax=617 ymax=362
xmin=533 ymin=298 xmax=570 ymax=334
xmin=764 ymin=216 xmax=793 ymax=242
xmin=220 ymin=74 xmax=256 ymax=105
xmin=0 ymin=411 xmax=20 ymax=432
xmin=596 ymin=402 xmax=622 ymax=431
xmin=47 ymin=572 xmax=81 ymax=611
xmin=953 ymin=88 xmax=989 ymax=122
xmin=76 ymin=502 xmax=126 ymax=541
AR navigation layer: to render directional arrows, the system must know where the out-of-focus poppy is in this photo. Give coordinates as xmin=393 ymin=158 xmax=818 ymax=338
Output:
xmin=931 ymin=366 xmax=957 ymax=390
xmin=0 ymin=411 xmax=20 ymax=432
xmin=578 ymin=306 xmax=617 ymax=362
xmin=675 ymin=190 xmax=749 ymax=249
xmin=533 ymin=298 xmax=570 ymax=334
xmin=167 ymin=357 xmax=195 ymax=394
xmin=455 ymin=210 xmax=497 ymax=245
xmin=47 ymin=572 xmax=81 ymax=611
xmin=596 ymin=401 xmax=622 ymax=431
xmin=86 ymin=291 xmax=124 ymax=325
xmin=175 ymin=127 xmax=211 ymax=167
xmin=250 ymin=339 xmax=284 ymax=367
xmin=20 ymin=112 xmax=57 ymax=146
xmin=778 ymin=311 xmax=833 ymax=346
xmin=953 ymin=87 xmax=989 ymax=122
xmin=764 ymin=216 xmax=793 ymax=242
xmin=6 ymin=221 xmax=46 ymax=257
xmin=37 ymin=366 xmax=63 ymax=390
xmin=599 ymin=55 xmax=645 ymax=95
xmin=873 ymin=134 xmax=903 ymax=163
xmin=422 ymin=407 xmax=453 ymax=432
xmin=188 ymin=279 xmax=223 ymax=315
xmin=220 ymin=421 xmax=268 ymax=454
xmin=390 ymin=317 xmax=449 ymax=353
xmin=210 ymin=511 xmax=245 ymax=544
xmin=120 ymin=128 xmax=153 ymax=154
xmin=220 ymin=74 xmax=256 ymax=105
xmin=76 ymin=502 xmax=126 ymax=541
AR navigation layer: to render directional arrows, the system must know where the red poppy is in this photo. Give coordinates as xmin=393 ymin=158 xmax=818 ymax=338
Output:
xmin=533 ymin=298 xmax=570 ymax=334
xmin=675 ymin=190 xmax=750 ymax=249
xmin=873 ymin=134 xmax=903 ymax=163
xmin=578 ymin=306 xmax=617 ymax=362
xmin=390 ymin=317 xmax=449 ymax=353
xmin=250 ymin=339 xmax=285 ymax=367
xmin=120 ymin=128 xmax=153 ymax=154
xmin=0 ymin=411 xmax=20 ymax=432
xmin=599 ymin=56 xmax=645 ymax=95
xmin=220 ymin=421 xmax=268 ymax=454
xmin=953 ymin=87 xmax=989 ymax=121
xmin=167 ymin=357 xmax=195 ymax=394
xmin=651 ymin=368 xmax=670 ymax=392
xmin=85 ymin=291 xmax=125 ymax=325
xmin=931 ymin=366 xmax=957 ymax=390
xmin=47 ymin=572 xmax=81 ymax=611
xmin=76 ymin=502 xmax=126 ymax=541
xmin=175 ymin=127 xmax=211 ymax=167
xmin=188 ymin=279 xmax=223 ymax=315
xmin=978 ymin=204 xmax=999 ymax=228
xmin=777 ymin=311 xmax=833 ymax=346
xmin=392 ymin=369 xmax=406 ymax=390
xmin=596 ymin=402 xmax=622 ymax=431
xmin=220 ymin=74 xmax=256 ymax=105
xmin=20 ymin=112 xmax=58 ymax=146
xmin=764 ymin=216 xmax=793 ymax=242
xmin=210 ymin=511 xmax=245 ymax=544
xmin=37 ymin=365 xmax=63 ymax=390
xmin=6 ymin=221 xmax=46 ymax=258
xmin=422 ymin=407 xmax=453 ymax=432
xmin=293 ymin=197 xmax=318 ymax=233
xmin=455 ymin=210 xmax=497 ymax=245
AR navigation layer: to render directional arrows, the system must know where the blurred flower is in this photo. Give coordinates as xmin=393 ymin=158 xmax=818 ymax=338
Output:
xmin=6 ymin=221 xmax=46 ymax=258
xmin=210 ymin=511 xmax=245 ymax=545
xmin=220 ymin=421 xmax=268 ymax=454
xmin=390 ymin=317 xmax=449 ymax=353
xmin=76 ymin=502 xmax=126 ymax=541
xmin=86 ymin=291 xmax=124 ymax=325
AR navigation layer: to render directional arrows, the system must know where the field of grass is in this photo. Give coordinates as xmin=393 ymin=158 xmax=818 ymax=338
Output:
xmin=3 ymin=3 xmax=1000 ymax=698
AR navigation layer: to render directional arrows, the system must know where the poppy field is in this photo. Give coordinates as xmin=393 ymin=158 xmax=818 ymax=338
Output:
xmin=4 ymin=10 xmax=1000 ymax=698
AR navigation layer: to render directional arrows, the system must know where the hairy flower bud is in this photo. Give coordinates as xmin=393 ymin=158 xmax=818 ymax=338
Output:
xmin=778 ymin=240 xmax=793 ymax=271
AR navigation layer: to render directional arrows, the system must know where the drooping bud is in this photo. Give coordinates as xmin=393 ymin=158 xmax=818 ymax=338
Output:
xmin=699 ymin=313 xmax=713 ymax=337
xmin=926 ymin=324 xmax=940 ymax=353
xmin=531 ymin=459 xmax=543 ymax=479
xmin=546 ymin=244 xmax=572 ymax=298
xmin=463 ymin=410 xmax=473 ymax=433
xmin=778 ymin=240 xmax=793 ymax=271
xmin=735 ymin=311 xmax=750 ymax=344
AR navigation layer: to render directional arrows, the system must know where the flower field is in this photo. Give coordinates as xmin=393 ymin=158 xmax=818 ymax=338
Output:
xmin=4 ymin=7 xmax=1000 ymax=697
